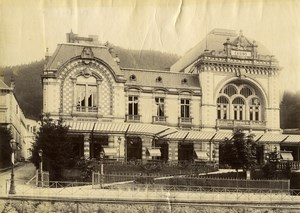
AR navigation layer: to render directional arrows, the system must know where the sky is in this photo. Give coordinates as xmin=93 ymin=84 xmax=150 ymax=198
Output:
xmin=0 ymin=0 xmax=299 ymax=92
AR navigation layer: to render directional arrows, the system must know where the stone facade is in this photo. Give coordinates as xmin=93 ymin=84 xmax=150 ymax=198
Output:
xmin=42 ymin=29 xmax=300 ymax=165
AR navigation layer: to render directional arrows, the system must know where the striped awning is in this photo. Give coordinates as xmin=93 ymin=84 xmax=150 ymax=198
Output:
xmin=213 ymin=132 xmax=233 ymax=141
xmin=65 ymin=121 xmax=177 ymax=137
xmin=280 ymin=152 xmax=294 ymax=161
xmin=186 ymin=131 xmax=216 ymax=141
xmin=164 ymin=131 xmax=215 ymax=141
xmin=258 ymin=134 xmax=289 ymax=143
xmin=103 ymin=147 xmax=118 ymax=156
xmin=194 ymin=150 xmax=208 ymax=160
xmin=146 ymin=148 xmax=161 ymax=157
xmin=281 ymin=135 xmax=300 ymax=144
xmin=164 ymin=131 xmax=189 ymax=140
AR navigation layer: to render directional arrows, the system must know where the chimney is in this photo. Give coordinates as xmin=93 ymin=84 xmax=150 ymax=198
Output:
xmin=45 ymin=48 xmax=50 ymax=62
xmin=0 ymin=75 xmax=4 ymax=82
xmin=10 ymin=76 xmax=15 ymax=90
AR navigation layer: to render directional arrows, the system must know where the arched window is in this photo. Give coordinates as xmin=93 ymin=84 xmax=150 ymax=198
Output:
xmin=249 ymin=98 xmax=261 ymax=121
xmin=223 ymin=85 xmax=237 ymax=97
xmin=76 ymin=75 xmax=98 ymax=112
xmin=232 ymin=97 xmax=245 ymax=120
xmin=240 ymin=86 xmax=252 ymax=97
xmin=217 ymin=82 xmax=264 ymax=122
xmin=217 ymin=96 xmax=229 ymax=119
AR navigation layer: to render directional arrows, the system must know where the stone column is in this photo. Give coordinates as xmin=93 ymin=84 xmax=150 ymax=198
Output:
xmin=107 ymin=135 xmax=115 ymax=159
xmin=83 ymin=134 xmax=90 ymax=159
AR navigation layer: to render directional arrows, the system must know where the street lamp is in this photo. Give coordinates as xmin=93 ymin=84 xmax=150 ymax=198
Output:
xmin=9 ymin=139 xmax=17 ymax=194
xmin=38 ymin=149 xmax=43 ymax=187
xmin=99 ymin=151 xmax=104 ymax=188
xmin=118 ymin=137 xmax=121 ymax=160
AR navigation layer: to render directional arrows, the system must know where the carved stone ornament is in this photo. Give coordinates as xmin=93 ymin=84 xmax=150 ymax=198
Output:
xmin=236 ymin=68 xmax=247 ymax=79
xmin=81 ymin=47 xmax=94 ymax=59
xmin=81 ymin=67 xmax=92 ymax=78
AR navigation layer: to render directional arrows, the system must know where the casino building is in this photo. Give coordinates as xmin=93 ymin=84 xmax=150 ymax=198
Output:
xmin=42 ymin=29 xmax=300 ymax=167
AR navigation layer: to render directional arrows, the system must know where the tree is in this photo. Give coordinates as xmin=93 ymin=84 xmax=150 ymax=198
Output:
xmin=220 ymin=129 xmax=257 ymax=178
xmin=31 ymin=115 xmax=75 ymax=180
xmin=0 ymin=125 xmax=13 ymax=168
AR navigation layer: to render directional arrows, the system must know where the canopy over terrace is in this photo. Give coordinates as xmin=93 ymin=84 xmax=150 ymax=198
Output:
xmin=64 ymin=121 xmax=178 ymax=138
xmin=64 ymin=121 xmax=300 ymax=144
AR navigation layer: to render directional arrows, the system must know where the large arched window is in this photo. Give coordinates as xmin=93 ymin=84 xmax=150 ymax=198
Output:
xmin=217 ymin=96 xmax=229 ymax=119
xmin=76 ymin=75 xmax=98 ymax=112
xmin=217 ymin=82 xmax=264 ymax=122
xmin=232 ymin=97 xmax=245 ymax=120
xmin=249 ymin=98 xmax=260 ymax=121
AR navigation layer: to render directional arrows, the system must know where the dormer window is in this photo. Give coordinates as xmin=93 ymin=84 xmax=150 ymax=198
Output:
xmin=156 ymin=76 xmax=162 ymax=83
xmin=181 ymin=78 xmax=188 ymax=84
xmin=129 ymin=74 xmax=136 ymax=81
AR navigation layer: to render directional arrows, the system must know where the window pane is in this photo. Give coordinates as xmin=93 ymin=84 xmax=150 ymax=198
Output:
xmin=133 ymin=103 xmax=138 ymax=115
xmin=76 ymin=85 xmax=86 ymax=107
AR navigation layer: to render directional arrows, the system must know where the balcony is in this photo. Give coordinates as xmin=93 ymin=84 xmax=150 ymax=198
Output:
xmin=178 ymin=117 xmax=193 ymax=127
xmin=216 ymin=119 xmax=266 ymax=129
xmin=76 ymin=106 xmax=98 ymax=113
xmin=152 ymin=116 xmax=167 ymax=123
xmin=126 ymin=115 xmax=141 ymax=122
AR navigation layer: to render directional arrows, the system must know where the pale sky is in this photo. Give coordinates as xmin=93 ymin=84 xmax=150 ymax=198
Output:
xmin=0 ymin=0 xmax=299 ymax=92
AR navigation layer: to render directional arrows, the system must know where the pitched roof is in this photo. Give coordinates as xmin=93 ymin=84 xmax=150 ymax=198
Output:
xmin=123 ymin=68 xmax=200 ymax=89
xmin=45 ymin=43 xmax=123 ymax=77
xmin=0 ymin=79 xmax=10 ymax=89
xmin=170 ymin=28 xmax=272 ymax=72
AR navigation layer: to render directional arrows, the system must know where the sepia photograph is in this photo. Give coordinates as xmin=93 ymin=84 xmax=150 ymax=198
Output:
xmin=0 ymin=0 xmax=300 ymax=212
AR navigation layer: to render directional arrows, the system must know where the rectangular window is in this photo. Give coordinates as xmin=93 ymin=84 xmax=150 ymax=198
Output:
xmin=180 ymin=99 xmax=190 ymax=118
xmin=155 ymin=97 xmax=164 ymax=117
xmin=128 ymin=96 xmax=138 ymax=115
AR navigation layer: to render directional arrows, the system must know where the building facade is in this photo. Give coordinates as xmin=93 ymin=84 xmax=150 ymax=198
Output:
xmin=42 ymin=29 xmax=300 ymax=166
xmin=0 ymin=79 xmax=38 ymax=161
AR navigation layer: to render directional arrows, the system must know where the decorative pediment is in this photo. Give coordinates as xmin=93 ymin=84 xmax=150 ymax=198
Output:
xmin=231 ymin=31 xmax=253 ymax=51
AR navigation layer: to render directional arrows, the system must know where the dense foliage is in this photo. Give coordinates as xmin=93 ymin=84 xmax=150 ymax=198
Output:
xmin=280 ymin=91 xmax=300 ymax=128
xmin=0 ymin=126 xmax=13 ymax=168
xmin=31 ymin=115 xmax=75 ymax=180
xmin=219 ymin=129 xmax=257 ymax=173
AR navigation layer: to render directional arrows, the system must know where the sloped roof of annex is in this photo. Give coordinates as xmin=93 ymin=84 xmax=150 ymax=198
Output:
xmin=122 ymin=67 xmax=201 ymax=93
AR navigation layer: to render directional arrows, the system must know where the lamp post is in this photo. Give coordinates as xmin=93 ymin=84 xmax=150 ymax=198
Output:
xmin=9 ymin=139 xmax=16 ymax=194
xmin=118 ymin=137 xmax=121 ymax=160
xmin=99 ymin=151 xmax=104 ymax=188
xmin=38 ymin=149 xmax=43 ymax=187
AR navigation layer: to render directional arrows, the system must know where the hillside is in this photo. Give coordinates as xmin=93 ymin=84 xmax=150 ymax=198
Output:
xmin=0 ymin=47 xmax=179 ymax=120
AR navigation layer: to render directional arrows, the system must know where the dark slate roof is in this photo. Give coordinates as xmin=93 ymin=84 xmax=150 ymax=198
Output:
xmin=171 ymin=29 xmax=272 ymax=72
xmin=123 ymin=68 xmax=200 ymax=89
xmin=45 ymin=43 xmax=123 ymax=77
xmin=0 ymin=79 xmax=10 ymax=89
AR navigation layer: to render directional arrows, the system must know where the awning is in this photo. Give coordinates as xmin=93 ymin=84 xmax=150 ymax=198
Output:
xmin=186 ymin=131 xmax=216 ymax=141
xmin=194 ymin=150 xmax=208 ymax=160
xmin=258 ymin=134 xmax=288 ymax=143
xmin=213 ymin=132 xmax=233 ymax=141
xmin=281 ymin=135 xmax=300 ymax=144
xmin=103 ymin=147 xmax=118 ymax=156
xmin=66 ymin=121 xmax=178 ymax=137
xmin=146 ymin=148 xmax=161 ymax=157
xmin=280 ymin=152 xmax=294 ymax=161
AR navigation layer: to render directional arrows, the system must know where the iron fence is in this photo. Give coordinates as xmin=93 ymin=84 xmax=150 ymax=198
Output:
xmin=3 ymin=178 xmax=300 ymax=203
xmin=96 ymin=173 xmax=290 ymax=191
